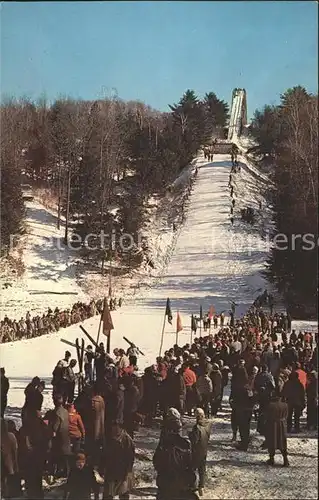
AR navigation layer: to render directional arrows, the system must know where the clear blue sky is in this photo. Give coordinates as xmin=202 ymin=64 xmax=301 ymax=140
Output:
xmin=1 ymin=1 xmax=318 ymax=118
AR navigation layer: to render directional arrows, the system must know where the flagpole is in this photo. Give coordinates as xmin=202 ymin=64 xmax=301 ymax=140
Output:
xmin=96 ymin=316 xmax=103 ymax=347
xmin=106 ymin=330 xmax=111 ymax=354
xmin=159 ymin=311 xmax=166 ymax=357
xmin=190 ymin=316 xmax=193 ymax=344
xmin=176 ymin=311 xmax=181 ymax=346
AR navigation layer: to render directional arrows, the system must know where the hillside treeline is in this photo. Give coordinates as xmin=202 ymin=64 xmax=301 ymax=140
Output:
xmin=0 ymin=90 xmax=229 ymax=264
xmin=249 ymin=86 xmax=318 ymax=318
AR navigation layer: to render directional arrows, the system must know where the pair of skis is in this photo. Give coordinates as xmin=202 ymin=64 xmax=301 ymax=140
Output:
xmin=123 ymin=336 xmax=145 ymax=356
xmin=75 ymin=338 xmax=85 ymax=393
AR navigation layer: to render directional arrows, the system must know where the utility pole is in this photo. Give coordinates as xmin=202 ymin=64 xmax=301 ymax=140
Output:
xmin=64 ymin=164 xmax=71 ymax=245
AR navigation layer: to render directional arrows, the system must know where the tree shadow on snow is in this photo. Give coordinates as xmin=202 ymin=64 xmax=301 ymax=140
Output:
xmin=201 ymin=161 xmax=232 ymax=170
xmin=287 ymin=432 xmax=318 ymax=440
xmin=136 ymin=271 xmax=265 ymax=314
xmin=132 ymin=486 xmax=157 ymax=498
xmin=206 ymin=457 xmax=268 ymax=468
xmin=26 ymin=206 xmax=61 ymax=228
xmin=27 ymin=260 xmax=77 ymax=283
xmin=288 ymin=451 xmax=318 ymax=458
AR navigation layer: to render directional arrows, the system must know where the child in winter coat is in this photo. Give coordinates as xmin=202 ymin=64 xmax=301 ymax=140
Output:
xmin=66 ymin=404 xmax=85 ymax=455
xmin=64 ymin=452 xmax=101 ymax=500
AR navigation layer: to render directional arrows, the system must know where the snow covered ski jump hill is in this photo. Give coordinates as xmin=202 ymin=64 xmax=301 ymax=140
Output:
xmin=1 ymin=151 xmax=317 ymax=500
xmin=1 ymin=153 xmax=316 ymax=380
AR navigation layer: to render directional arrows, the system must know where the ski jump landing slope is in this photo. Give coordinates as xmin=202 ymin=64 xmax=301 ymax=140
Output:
xmin=1 ymin=154 xmax=275 ymax=382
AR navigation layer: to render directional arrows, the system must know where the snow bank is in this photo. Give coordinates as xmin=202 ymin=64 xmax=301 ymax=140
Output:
xmin=171 ymin=163 xmax=194 ymax=190
xmin=231 ymin=135 xmax=272 ymax=185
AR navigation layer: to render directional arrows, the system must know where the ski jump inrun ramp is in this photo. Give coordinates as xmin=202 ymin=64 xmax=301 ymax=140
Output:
xmin=228 ymin=88 xmax=247 ymax=141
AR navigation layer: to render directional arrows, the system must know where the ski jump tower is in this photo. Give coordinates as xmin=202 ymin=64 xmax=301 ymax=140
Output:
xmin=227 ymin=88 xmax=247 ymax=141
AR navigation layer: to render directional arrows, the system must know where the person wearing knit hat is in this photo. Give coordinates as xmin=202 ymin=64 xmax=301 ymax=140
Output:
xmin=189 ymin=407 xmax=213 ymax=497
xmin=195 ymin=407 xmax=205 ymax=420
xmin=153 ymin=410 xmax=196 ymax=500
xmin=164 ymin=407 xmax=182 ymax=433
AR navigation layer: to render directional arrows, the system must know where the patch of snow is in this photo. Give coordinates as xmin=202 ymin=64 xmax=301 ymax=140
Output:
xmin=0 ymin=200 xmax=88 ymax=320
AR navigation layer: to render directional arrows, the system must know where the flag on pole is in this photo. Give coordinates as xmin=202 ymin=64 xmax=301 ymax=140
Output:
xmin=199 ymin=305 xmax=203 ymax=321
xmin=102 ymin=297 xmax=114 ymax=336
xmin=176 ymin=311 xmax=183 ymax=333
xmin=208 ymin=305 xmax=215 ymax=319
xmin=165 ymin=298 xmax=173 ymax=324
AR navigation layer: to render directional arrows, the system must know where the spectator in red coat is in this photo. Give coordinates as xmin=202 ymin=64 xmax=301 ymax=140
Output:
xmin=183 ymin=363 xmax=197 ymax=415
xmin=67 ymin=404 xmax=85 ymax=455
xmin=295 ymin=362 xmax=307 ymax=389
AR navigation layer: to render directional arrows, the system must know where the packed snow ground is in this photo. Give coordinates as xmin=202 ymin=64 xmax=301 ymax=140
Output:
xmin=40 ymin=392 xmax=317 ymax=500
xmin=1 ymin=153 xmax=317 ymax=499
